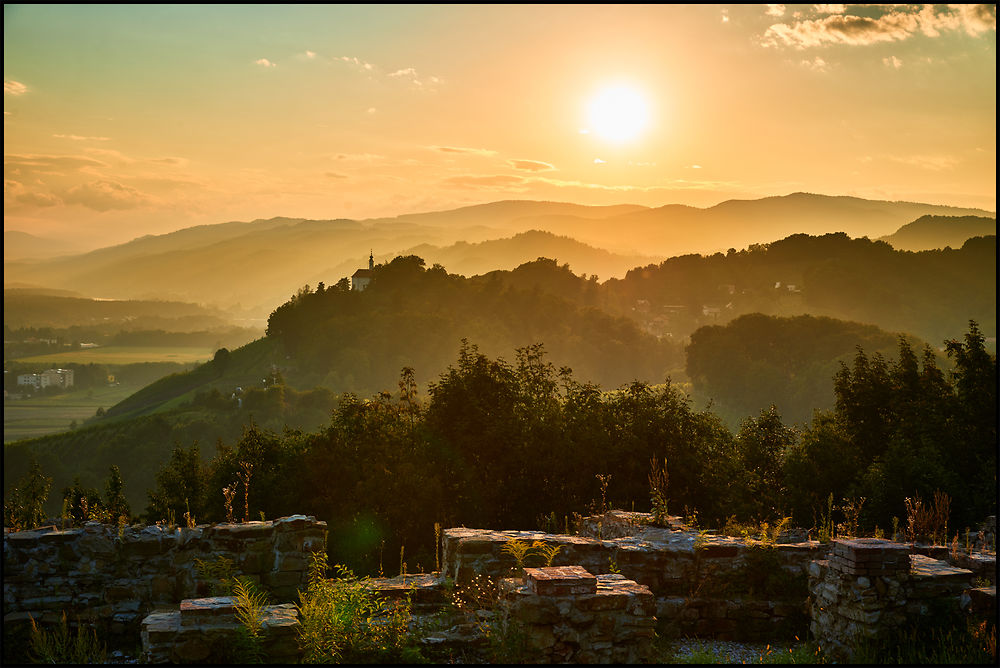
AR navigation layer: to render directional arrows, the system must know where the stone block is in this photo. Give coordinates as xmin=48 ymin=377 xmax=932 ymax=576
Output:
xmin=578 ymin=592 xmax=627 ymax=611
xmin=457 ymin=537 xmax=503 ymax=555
xmin=277 ymin=554 xmax=305 ymax=572
xmin=172 ymin=637 xmax=211 ymax=663
xmin=104 ymin=584 xmax=134 ymax=602
xmin=513 ymin=597 xmax=560 ymax=625
xmin=525 ymin=566 xmax=597 ymax=596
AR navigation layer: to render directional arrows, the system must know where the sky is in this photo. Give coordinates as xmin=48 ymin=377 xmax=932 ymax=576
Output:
xmin=4 ymin=4 xmax=996 ymax=248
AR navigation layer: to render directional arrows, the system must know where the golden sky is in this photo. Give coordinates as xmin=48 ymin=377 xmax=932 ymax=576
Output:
xmin=4 ymin=4 xmax=996 ymax=247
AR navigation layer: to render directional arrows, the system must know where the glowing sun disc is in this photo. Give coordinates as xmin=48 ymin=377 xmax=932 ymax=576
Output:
xmin=587 ymin=85 xmax=650 ymax=143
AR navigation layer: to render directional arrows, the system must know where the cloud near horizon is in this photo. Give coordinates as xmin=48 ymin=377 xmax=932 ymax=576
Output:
xmin=5 ymin=153 xmax=108 ymax=177
xmin=4 ymin=179 xmax=60 ymax=208
xmin=62 ymin=179 xmax=151 ymax=211
xmin=430 ymin=146 xmax=498 ymax=157
xmin=763 ymin=4 xmax=996 ymax=49
xmin=508 ymin=159 xmax=555 ymax=172
xmin=53 ymin=134 xmax=112 ymax=142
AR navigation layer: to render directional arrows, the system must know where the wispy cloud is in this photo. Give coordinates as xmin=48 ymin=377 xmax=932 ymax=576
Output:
xmin=429 ymin=146 xmax=498 ymax=157
xmin=254 ymin=58 xmax=277 ymax=68
xmin=800 ymin=56 xmax=829 ymax=72
xmin=304 ymin=50 xmax=317 ymax=59
xmin=4 ymin=80 xmax=28 ymax=96
xmin=147 ymin=156 xmax=189 ymax=167
xmin=765 ymin=5 xmax=786 ymax=18
xmin=887 ymin=154 xmax=959 ymax=171
xmin=4 ymin=179 xmax=60 ymax=208
xmin=4 ymin=154 xmax=108 ymax=177
xmin=388 ymin=67 xmax=440 ymax=87
xmin=812 ymin=4 xmax=845 ymax=15
xmin=531 ymin=175 xmax=740 ymax=194
xmin=441 ymin=171 xmax=740 ymax=196
xmin=62 ymin=179 xmax=150 ymax=211
xmin=883 ymin=55 xmax=903 ymax=69
xmin=333 ymin=152 xmax=385 ymax=163
xmin=508 ymin=159 xmax=555 ymax=172
xmin=53 ymin=134 xmax=111 ymax=142
xmin=338 ymin=55 xmax=374 ymax=72
xmin=763 ymin=5 xmax=996 ymax=49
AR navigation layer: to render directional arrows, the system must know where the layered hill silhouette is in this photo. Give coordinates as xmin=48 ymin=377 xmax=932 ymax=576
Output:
xmin=4 ymin=230 xmax=996 ymax=516
xmin=5 ymin=193 xmax=992 ymax=320
xmin=877 ymin=215 xmax=996 ymax=251
xmin=3 ymin=231 xmax=87 ymax=262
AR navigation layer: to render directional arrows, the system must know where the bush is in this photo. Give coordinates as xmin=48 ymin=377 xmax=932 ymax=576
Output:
xmin=296 ymin=552 xmax=422 ymax=664
xmin=28 ymin=612 xmax=107 ymax=665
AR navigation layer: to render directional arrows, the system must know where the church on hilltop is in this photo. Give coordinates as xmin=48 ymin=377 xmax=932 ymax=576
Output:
xmin=351 ymin=251 xmax=374 ymax=291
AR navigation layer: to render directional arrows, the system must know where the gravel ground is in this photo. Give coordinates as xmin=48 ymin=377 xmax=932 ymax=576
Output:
xmin=667 ymin=638 xmax=802 ymax=664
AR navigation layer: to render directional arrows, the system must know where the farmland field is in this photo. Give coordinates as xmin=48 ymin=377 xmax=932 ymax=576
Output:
xmin=13 ymin=346 xmax=213 ymax=365
xmin=4 ymin=384 xmax=139 ymax=442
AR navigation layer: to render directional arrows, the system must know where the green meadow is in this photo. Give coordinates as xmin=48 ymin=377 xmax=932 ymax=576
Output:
xmin=4 ymin=384 xmax=139 ymax=443
xmin=13 ymin=346 xmax=213 ymax=365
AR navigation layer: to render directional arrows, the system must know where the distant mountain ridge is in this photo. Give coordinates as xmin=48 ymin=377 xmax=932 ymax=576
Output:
xmin=877 ymin=215 xmax=996 ymax=251
xmin=4 ymin=193 xmax=992 ymax=319
xmin=4 ymin=231 xmax=87 ymax=261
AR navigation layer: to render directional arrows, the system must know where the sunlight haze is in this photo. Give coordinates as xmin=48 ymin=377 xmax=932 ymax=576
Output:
xmin=3 ymin=4 xmax=996 ymax=248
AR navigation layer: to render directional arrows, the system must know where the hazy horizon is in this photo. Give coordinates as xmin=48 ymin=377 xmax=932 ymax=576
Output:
xmin=4 ymin=4 xmax=996 ymax=248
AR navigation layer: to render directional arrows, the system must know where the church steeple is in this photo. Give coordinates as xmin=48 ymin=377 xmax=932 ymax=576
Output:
xmin=368 ymin=250 xmax=374 ymax=271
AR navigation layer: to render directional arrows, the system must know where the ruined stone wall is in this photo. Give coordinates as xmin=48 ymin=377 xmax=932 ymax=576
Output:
xmin=3 ymin=515 xmax=326 ymax=637
xmin=141 ymin=597 xmax=300 ymax=664
xmin=442 ymin=525 xmax=823 ymax=599
xmin=442 ymin=520 xmax=823 ymax=641
xmin=504 ymin=567 xmax=656 ymax=663
xmin=808 ymin=538 xmax=978 ymax=661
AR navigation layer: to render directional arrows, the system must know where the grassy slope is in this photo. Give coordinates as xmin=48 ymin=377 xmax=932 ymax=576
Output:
xmin=3 ymin=384 xmax=138 ymax=443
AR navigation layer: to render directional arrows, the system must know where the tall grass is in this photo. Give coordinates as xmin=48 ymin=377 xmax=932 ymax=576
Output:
xmin=296 ymin=552 xmax=420 ymax=664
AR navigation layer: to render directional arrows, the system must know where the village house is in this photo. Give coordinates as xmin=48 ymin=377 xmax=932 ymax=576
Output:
xmin=16 ymin=368 xmax=75 ymax=389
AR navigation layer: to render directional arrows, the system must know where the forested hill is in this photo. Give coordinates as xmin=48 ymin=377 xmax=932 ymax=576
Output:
xmin=877 ymin=215 xmax=996 ymax=252
xmin=597 ymin=233 xmax=996 ymax=346
xmin=686 ymin=313 xmax=924 ymax=427
xmin=90 ymin=233 xmax=997 ymax=421
xmin=265 ymin=255 xmax=682 ymax=395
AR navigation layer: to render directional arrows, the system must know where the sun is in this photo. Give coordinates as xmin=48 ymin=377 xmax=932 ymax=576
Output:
xmin=586 ymin=85 xmax=650 ymax=143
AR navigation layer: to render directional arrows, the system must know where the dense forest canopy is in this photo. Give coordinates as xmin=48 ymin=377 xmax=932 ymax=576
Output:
xmin=686 ymin=313 xmax=927 ymax=426
xmin=6 ymin=324 xmax=995 ymax=578
xmin=600 ymin=233 xmax=996 ymax=346
xmin=4 ymin=230 xmax=996 ymax=578
xmin=265 ymin=254 xmax=681 ymax=396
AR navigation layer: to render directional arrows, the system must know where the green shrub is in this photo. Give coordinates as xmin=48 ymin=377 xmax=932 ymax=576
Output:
xmin=28 ymin=612 xmax=107 ymax=665
xmin=231 ymin=576 xmax=269 ymax=664
xmin=851 ymin=615 xmax=996 ymax=665
xmin=296 ymin=552 xmax=422 ymax=664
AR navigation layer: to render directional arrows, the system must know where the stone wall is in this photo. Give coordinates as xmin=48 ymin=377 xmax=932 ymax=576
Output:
xmin=141 ymin=596 xmax=300 ymax=664
xmin=503 ymin=567 xmax=656 ymax=663
xmin=442 ymin=523 xmax=823 ymax=599
xmin=442 ymin=516 xmax=823 ymax=642
xmin=808 ymin=538 xmax=978 ymax=661
xmin=3 ymin=515 xmax=326 ymax=639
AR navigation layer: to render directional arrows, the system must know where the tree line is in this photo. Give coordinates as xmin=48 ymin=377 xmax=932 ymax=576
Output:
xmin=8 ymin=323 xmax=993 ymax=577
